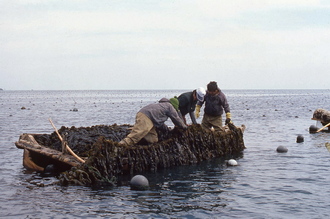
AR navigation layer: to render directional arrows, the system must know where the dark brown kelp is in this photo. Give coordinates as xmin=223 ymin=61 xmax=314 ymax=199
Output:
xmin=54 ymin=123 xmax=245 ymax=186
xmin=34 ymin=124 xmax=132 ymax=157
xmin=312 ymin=108 xmax=330 ymax=125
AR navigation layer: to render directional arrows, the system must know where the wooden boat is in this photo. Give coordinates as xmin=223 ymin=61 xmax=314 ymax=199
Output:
xmin=16 ymin=123 xmax=246 ymax=186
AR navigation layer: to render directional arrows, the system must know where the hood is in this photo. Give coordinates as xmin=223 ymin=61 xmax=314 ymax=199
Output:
xmin=158 ymin=98 xmax=170 ymax=103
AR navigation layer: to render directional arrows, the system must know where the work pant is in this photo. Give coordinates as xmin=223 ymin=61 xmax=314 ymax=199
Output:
xmin=119 ymin=112 xmax=158 ymax=146
xmin=201 ymin=114 xmax=223 ymax=132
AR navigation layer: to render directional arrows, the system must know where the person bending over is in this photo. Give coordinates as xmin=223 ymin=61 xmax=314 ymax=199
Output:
xmin=177 ymin=87 xmax=206 ymax=125
xmin=119 ymin=97 xmax=187 ymax=146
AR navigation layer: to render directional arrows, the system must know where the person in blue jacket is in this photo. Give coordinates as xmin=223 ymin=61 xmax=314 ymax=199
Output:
xmin=195 ymin=81 xmax=232 ymax=132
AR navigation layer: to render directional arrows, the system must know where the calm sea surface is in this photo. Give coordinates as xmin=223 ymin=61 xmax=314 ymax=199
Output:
xmin=1 ymin=89 xmax=330 ymax=218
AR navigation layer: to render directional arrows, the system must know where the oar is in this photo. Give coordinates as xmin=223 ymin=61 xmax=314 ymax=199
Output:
xmin=316 ymin=122 xmax=330 ymax=133
xmin=49 ymin=118 xmax=85 ymax=163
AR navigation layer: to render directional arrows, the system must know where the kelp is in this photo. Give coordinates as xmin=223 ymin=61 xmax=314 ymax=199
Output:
xmin=312 ymin=108 xmax=330 ymax=125
xmin=48 ymin=123 xmax=245 ymax=187
xmin=34 ymin=124 xmax=132 ymax=157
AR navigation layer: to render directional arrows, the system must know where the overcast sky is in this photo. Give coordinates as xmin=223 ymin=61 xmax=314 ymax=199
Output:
xmin=1 ymin=0 xmax=330 ymax=90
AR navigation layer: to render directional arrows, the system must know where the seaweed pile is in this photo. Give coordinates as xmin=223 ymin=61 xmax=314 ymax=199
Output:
xmin=35 ymin=123 xmax=245 ymax=187
xmin=34 ymin=124 xmax=132 ymax=157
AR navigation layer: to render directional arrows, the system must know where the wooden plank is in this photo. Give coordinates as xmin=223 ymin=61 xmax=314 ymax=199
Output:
xmin=15 ymin=134 xmax=81 ymax=167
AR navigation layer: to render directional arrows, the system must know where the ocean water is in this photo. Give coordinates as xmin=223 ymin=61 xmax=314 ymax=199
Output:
xmin=1 ymin=89 xmax=330 ymax=218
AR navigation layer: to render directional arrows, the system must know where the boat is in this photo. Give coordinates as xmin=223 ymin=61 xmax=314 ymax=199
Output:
xmin=15 ymin=123 xmax=246 ymax=186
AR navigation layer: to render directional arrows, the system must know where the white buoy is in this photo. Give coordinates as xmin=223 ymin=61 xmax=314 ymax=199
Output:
xmin=227 ymin=159 xmax=238 ymax=166
xmin=130 ymin=175 xmax=149 ymax=190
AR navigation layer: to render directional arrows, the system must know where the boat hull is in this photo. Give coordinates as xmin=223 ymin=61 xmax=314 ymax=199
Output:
xmin=16 ymin=124 xmax=246 ymax=186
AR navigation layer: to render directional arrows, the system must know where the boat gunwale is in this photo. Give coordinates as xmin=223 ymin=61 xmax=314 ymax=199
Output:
xmin=15 ymin=133 xmax=82 ymax=168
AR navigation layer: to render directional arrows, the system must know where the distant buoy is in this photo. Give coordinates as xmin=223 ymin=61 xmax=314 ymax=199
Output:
xmin=130 ymin=175 xmax=149 ymax=190
xmin=227 ymin=159 xmax=238 ymax=166
xmin=276 ymin=146 xmax=288 ymax=153
xmin=296 ymin=135 xmax=304 ymax=143
xmin=309 ymin=125 xmax=318 ymax=133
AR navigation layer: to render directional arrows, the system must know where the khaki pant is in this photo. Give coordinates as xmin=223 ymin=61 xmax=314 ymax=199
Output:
xmin=201 ymin=114 xmax=223 ymax=132
xmin=119 ymin=112 xmax=158 ymax=146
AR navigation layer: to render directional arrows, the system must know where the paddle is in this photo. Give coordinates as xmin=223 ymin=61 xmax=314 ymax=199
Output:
xmin=49 ymin=118 xmax=85 ymax=163
xmin=316 ymin=122 xmax=330 ymax=133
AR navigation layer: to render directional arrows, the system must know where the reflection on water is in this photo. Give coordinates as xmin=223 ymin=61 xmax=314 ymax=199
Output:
xmin=1 ymin=89 xmax=330 ymax=218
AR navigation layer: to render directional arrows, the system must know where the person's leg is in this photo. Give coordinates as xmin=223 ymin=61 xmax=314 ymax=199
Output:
xmin=201 ymin=114 xmax=223 ymax=132
xmin=119 ymin=112 xmax=153 ymax=145
xmin=143 ymin=126 xmax=158 ymax=144
xmin=201 ymin=114 xmax=213 ymax=131
xmin=209 ymin=115 xmax=223 ymax=132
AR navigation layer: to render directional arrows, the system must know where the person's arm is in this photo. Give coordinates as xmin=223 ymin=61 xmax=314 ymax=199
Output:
xmin=179 ymin=110 xmax=188 ymax=125
xmin=168 ymin=106 xmax=187 ymax=129
xmin=189 ymin=111 xmax=197 ymax=124
xmin=220 ymin=92 xmax=232 ymax=123
xmin=221 ymin=94 xmax=230 ymax=113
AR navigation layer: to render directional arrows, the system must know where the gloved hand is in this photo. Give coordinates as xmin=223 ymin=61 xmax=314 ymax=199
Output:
xmin=195 ymin=105 xmax=201 ymax=119
xmin=225 ymin=112 xmax=232 ymax=124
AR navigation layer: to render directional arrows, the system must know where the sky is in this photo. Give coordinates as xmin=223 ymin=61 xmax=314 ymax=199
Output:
xmin=1 ymin=0 xmax=330 ymax=90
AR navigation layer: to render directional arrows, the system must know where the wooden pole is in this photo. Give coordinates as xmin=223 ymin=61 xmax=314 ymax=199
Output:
xmin=316 ymin=122 xmax=330 ymax=133
xmin=48 ymin=118 xmax=85 ymax=163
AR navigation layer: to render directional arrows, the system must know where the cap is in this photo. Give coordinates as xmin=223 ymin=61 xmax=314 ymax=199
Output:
xmin=170 ymin=97 xmax=179 ymax=111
